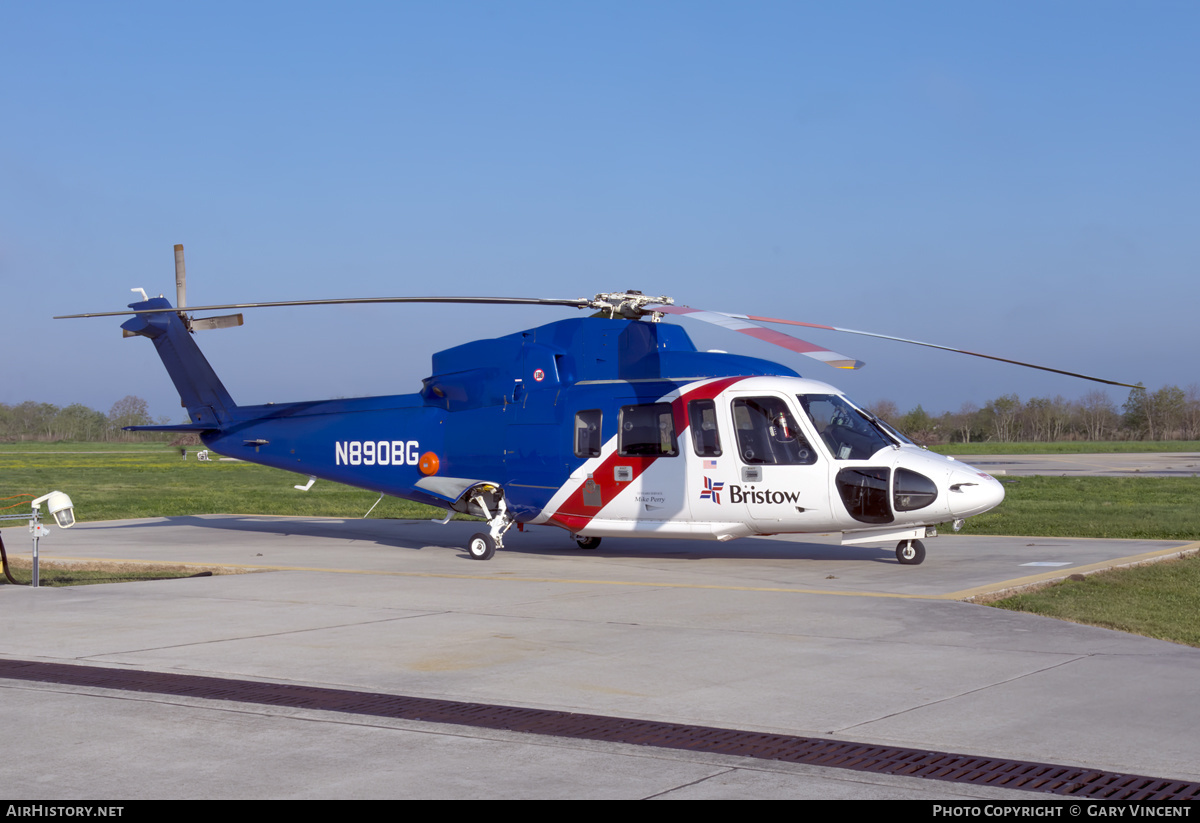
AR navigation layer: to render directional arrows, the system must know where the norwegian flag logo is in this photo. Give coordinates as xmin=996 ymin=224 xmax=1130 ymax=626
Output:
xmin=699 ymin=476 xmax=724 ymax=504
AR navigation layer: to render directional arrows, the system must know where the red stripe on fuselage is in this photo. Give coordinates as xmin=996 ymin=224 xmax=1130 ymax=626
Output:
xmin=546 ymin=376 xmax=745 ymax=532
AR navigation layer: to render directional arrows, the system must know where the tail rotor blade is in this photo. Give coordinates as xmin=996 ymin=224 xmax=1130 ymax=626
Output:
xmin=174 ymin=244 xmax=187 ymax=310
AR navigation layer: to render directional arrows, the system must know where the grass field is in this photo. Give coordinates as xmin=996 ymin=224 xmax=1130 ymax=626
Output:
xmin=0 ymin=442 xmax=443 ymax=523
xmin=953 ymin=475 xmax=1200 ymax=540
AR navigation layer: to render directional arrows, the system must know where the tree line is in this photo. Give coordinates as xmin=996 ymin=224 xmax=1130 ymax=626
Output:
xmin=3 ymin=385 xmax=1199 ymax=446
xmin=869 ymin=385 xmax=1200 ymax=445
xmin=0 ymin=396 xmax=170 ymax=442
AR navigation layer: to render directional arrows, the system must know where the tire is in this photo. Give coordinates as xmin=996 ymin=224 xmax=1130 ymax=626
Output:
xmin=574 ymin=535 xmax=602 ymax=550
xmin=468 ymin=532 xmax=496 ymax=561
xmin=896 ymin=539 xmax=926 ymax=566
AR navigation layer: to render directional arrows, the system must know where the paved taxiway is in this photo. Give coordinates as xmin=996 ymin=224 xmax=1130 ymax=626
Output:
xmin=963 ymin=451 xmax=1200 ymax=478
xmin=2 ymin=503 xmax=1198 ymax=799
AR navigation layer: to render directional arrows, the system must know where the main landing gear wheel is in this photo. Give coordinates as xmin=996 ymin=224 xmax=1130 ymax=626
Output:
xmin=468 ymin=532 xmax=496 ymax=561
xmin=573 ymin=534 xmax=602 ymax=550
xmin=463 ymin=486 xmax=513 ymax=562
xmin=896 ymin=539 xmax=926 ymax=566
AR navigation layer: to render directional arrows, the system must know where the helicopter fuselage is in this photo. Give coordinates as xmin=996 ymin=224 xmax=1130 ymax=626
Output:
xmin=149 ymin=309 xmax=1002 ymax=554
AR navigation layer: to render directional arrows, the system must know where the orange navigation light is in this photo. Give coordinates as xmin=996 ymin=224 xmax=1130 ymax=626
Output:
xmin=419 ymin=452 xmax=440 ymax=476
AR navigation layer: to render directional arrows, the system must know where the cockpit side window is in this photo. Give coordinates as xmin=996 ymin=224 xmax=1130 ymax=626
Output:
xmin=797 ymin=394 xmax=893 ymax=460
xmin=730 ymin=397 xmax=817 ymax=465
xmin=574 ymin=409 xmax=602 ymax=458
xmin=687 ymin=399 xmax=721 ymax=457
xmin=618 ymin=403 xmax=679 ymax=457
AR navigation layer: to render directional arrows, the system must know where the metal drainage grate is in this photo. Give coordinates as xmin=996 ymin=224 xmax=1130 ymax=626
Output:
xmin=2 ymin=658 xmax=1196 ymax=800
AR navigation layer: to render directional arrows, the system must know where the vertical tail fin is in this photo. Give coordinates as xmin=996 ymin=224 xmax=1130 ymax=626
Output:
xmin=121 ymin=298 xmax=237 ymax=429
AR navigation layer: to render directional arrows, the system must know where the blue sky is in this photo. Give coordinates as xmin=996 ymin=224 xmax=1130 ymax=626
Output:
xmin=2 ymin=1 xmax=1196 ymax=421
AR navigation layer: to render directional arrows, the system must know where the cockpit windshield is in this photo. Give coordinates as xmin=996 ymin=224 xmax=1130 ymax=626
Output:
xmin=796 ymin=394 xmax=896 ymax=460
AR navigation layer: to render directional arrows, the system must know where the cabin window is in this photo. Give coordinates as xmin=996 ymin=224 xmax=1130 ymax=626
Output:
xmin=687 ymin=399 xmax=722 ymax=457
xmin=574 ymin=410 xmax=602 ymax=458
xmin=618 ymin=403 xmax=678 ymax=457
xmin=836 ymin=467 xmax=894 ymax=524
xmin=731 ymin=397 xmax=817 ymax=465
xmin=893 ymin=468 xmax=937 ymax=511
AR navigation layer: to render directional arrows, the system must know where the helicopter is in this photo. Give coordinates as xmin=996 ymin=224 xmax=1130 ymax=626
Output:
xmin=58 ymin=246 xmax=1138 ymax=565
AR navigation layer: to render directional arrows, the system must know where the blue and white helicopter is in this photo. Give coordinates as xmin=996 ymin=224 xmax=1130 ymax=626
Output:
xmin=60 ymin=246 xmax=1137 ymax=565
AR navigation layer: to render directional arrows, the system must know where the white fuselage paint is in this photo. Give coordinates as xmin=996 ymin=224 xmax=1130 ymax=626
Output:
xmin=534 ymin=376 xmax=1004 ymax=543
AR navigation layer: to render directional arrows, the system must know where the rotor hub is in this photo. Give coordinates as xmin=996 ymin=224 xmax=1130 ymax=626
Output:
xmin=589 ymin=291 xmax=673 ymax=320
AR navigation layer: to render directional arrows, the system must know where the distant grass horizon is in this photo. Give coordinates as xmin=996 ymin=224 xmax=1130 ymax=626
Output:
xmin=933 ymin=440 xmax=1200 ymax=455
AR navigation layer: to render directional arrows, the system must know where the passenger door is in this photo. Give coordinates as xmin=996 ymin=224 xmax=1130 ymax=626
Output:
xmin=725 ymin=393 xmax=830 ymax=527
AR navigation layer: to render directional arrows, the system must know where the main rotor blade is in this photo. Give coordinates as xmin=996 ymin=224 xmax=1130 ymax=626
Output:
xmin=652 ymin=305 xmax=865 ymax=370
xmin=54 ymin=295 xmax=593 ymax=320
xmin=732 ymin=312 xmax=1140 ymax=389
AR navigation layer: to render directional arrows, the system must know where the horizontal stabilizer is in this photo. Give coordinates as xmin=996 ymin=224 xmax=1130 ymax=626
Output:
xmin=123 ymin=313 xmax=244 ymax=334
xmin=124 ymin=423 xmax=220 ymax=433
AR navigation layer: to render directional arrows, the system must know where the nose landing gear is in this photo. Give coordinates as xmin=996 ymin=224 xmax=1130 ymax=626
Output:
xmin=896 ymin=539 xmax=926 ymax=566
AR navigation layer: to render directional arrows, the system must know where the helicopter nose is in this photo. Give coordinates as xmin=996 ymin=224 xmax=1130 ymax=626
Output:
xmin=947 ymin=469 xmax=1005 ymax=518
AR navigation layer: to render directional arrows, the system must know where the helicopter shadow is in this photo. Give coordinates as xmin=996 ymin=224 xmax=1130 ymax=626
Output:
xmin=76 ymin=515 xmax=450 ymax=553
xmin=501 ymin=531 xmax=898 ymax=564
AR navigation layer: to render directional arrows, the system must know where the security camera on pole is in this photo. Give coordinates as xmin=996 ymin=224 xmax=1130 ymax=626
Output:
xmin=0 ymin=491 xmax=76 ymax=588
